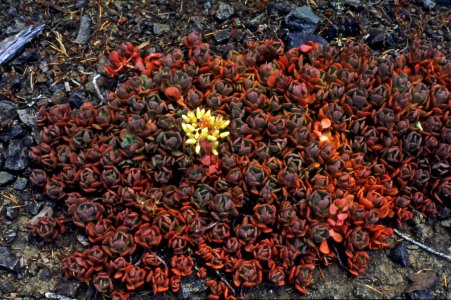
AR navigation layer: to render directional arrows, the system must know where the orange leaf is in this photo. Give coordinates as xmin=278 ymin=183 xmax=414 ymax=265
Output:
xmin=319 ymin=240 xmax=330 ymax=254
xmin=321 ymin=118 xmax=331 ymax=129
xmin=267 ymin=75 xmax=276 ymax=87
xmin=164 ymin=86 xmax=181 ymax=100
xmin=329 ymin=229 xmax=343 ymax=242
xmin=300 ymin=44 xmax=312 ymax=52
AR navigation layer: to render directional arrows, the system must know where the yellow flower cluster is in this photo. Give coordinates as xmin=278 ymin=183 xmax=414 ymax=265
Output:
xmin=181 ymin=107 xmax=230 ymax=155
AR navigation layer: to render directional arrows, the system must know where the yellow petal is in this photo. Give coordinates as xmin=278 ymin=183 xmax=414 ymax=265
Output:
xmin=219 ymin=131 xmax=230 ymax=138
xmin=212 ymin=149 xmax=218 ymax=155
xmin=221 ymin=120 xmax=230 ymax=128
xmin=195 ymin=144 xmax=201 ymax=154
xmin=182 ymin=115 xmax=190 ymax=123
xmin=207 ymin=135 xmax=217 ymax=141
xmin=199 ymin=128 xmax=209 ymax=139
xmin=186 ymin=139 xmax=196 ymax=145
xmin=187 ymin=111 xmax=196 ymax=122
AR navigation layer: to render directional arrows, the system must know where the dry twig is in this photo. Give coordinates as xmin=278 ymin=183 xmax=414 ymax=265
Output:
xmin=394 ymin=229 xmax=451 ymax=262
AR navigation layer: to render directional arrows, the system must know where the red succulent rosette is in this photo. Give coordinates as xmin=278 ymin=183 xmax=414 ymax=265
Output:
xmin=252 ymin=239 xmax=274 ymax=262
xmin=108 ymin=256 xmax=130 ymax=280
xmin=116 ymin=209 xmax=141 ymax=232
xmin=102 ymin=227 xmax=136 ymax=257
xmin=250 ymin=203 xmax=277 ymax=233
xmin=29 ymin=216 xmax=65 ymax=242
xmin=235 ymin=217 xmax=259 ymax=252
xmin=289 ymin=264 xmax=315 ymax=295
xmin=70 ymin=201 xmax=105 ymax=228
xmin=206 ymin=279 xmax=232 ymax=300
xmin=122 ymin=265 xmax=146 ymax=291
xmin=79 ymin=164 xmax=102 ymax=193
xmin=171 ymin=254 xmax=194 ymax=277
xmin=347 ymin=251 xmax=370 ymax=276
xmin=83 ymin=246 xmax=108 ymax=271
xmin=61 ymin=254 xmax=94 ymax=281
xmin=205 ymin=248 xmax=227 ymax=270
xmin=86 ymin=218 xmax=114 ymax=243
xmin=268 ymin=261 xmax=286 ymax=286
xmin=233 ymin=259 xmax=262 ymax=288
xmin=93 ymin=272 xmax=114 ymax=294
xmin=141 ymin=252 xmax=162 ymax=269
xmin=29 ymin=168 xmax=48 ymax=188
xmin=151 ymin=267 xmax=169 ymax=295
xmin=39 ymin=124 xmax=61 ymax=146
xmin=45 ymin=175 xmax=66 ymax=200
xmin=134 ymin=223 xmax=162 ymax=248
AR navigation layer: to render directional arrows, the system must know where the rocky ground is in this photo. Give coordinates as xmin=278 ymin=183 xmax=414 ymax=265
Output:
xmin=0 ymin=0 xmax=450 ymax=299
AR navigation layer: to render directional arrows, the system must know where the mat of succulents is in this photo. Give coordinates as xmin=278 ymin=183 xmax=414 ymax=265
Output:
xmin=0 ymin=1 xmax=450 ymax=300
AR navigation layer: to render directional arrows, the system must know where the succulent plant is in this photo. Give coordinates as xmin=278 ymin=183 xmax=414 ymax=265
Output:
xmin=29 ymin=33 xmax=449 ymax=298
xmin=102 ymin=227 xmax=137 ymax=257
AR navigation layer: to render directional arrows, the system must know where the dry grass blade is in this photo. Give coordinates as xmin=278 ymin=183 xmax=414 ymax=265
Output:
xmin=49 ymin=31 xmax=68 ymax=57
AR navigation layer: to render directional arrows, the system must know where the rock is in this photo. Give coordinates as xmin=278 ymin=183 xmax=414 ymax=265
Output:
xmin=5 ymin=19 xmax=26 ymax=36
xmin=437 ymin=0 xmax=451 ymax=6
xmin=153 ymin=23 xmax=170 ymax=35
xmin=11 ymin=49 xmax=39 ymax=67
xmin=28 ymin=262 xmax=40 ymax=276
xmin=441 ymin=219 xmax=451 ymax=228
xmin=54 ymin=280 xmax=82 ymax=298
xmin=45 ymin=292 xmax=78 ymax=300
xmin=180 ymin=274 xmax=208 ymax=299
xmin=3 ymin=229 xmax=17 ymax=243
xmin=4 ymin=137 xmax=31 ymax=171
xmin=26 ymin=201 xmax=44 ymax=216
xmin=0 ymin=123 xmax=25 ymax=143
xmin=0 ymin=100 xmax=18 ymax=127
xmin=69 ymin=91 xmax=85 ymax=109
xmin=189 ymin=16 xmax=205 ymax=32
xmin=284 ymin=32 xmax=328 ymax=50
xmin=214 ymin=29 xmax=230 ymax=43
xmin=268 ymin=1 xmax=296 ymax=15
xmin=413 ymin=223 xmax=433 ymax=242
xmin=39 ymin=266 xmax=52 ymax=281
xmin=344 ymin=0 xmax=364 ymax=9
xmin=437 ymin=204 xmax=450 ymax=220
xmin=322 ymin=16 xmax=361 ymax=40
xmin=85 ymin=74 xmax=105 ymax=94
xmin=5 ymin=206 xmax=20 ymax=220
xmin=215 ymin=2 xmax=234 ymax=20
xmin=17 ymin=108 xmax=37 ymax=128
xmin=367 ymin=30 xmax=395 ymax=50
xmin=74 ymin=15 xmax=92 ymax=45
xmin=0 ymin=172 xmax=15 ymax=186
xmin=0 ymin=280 xmax=16 ymax=293
xmin=0 ymin=246 xmax=21 ymax=274
xmin=13 ymin=177 xmax=27 ymax=190
xmin=7 ymin=4 xmax=19 ymax=18
xmin=388 ymin=242 xmax=409 ymax=267
xmin=75 ymin=0 xmax=88 ymax=9
xmin=405 ymin=290 xmax=433 ymax=299
xmin=404 ymin=271 xmax=436 ymax=299
xmin=49 ymin=83 xmax=65 ymax=93
xmin=420 ymin=0 xmax=436 ymax=9
xmin=51 ymin=89 xmax=67 ymax=104
xmin=246 ymin=13 xmax=266 ymax=30
xmin=284 ymin=6 xmax=320 ymax=34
